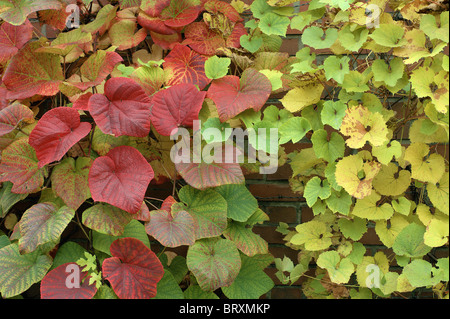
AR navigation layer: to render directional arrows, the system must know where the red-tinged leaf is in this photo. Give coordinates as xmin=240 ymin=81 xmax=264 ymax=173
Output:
xmin=2 ymin=39 xmax=64 ymax=100
xmin=0 ymin=19 xmax=33 ymax=64
xmin=70 ymin=92 xmax=92 ymax=111
xmin=226 ymin=23 xmax=247 ymax=49
xmin=102 ymin=237 xmax=164 ymax=299
xmin=175 ymin=144 xmax=245 ymax=190
xmin=41 ymin=262 xmax=97 ymax=299
xmin=81 ymin=4 xmax=117 ymax=35
xmin=67 ymin=50 xmax=123 ymax=91
xmin=51 ymin=157 xmax=92 ymax=210
xmin=37 ymin=7 xmax=71 ymax=31
xmin=149 ymin=30 xmax=182 ymax=50
xmin=150 ymin=83 xmax=206 ymax=136
xmin=161 ymin=0 xmax=200 ymax=28
xmin=0 ymin=138 xmax=48 ymax=194
xmin=0 ymin=102 xmax=34 ymax=136
xmin=183 ymin=22 xmax=226 ymax=56
xmin=82 ymin=203 xmax=132 ymax=236
xmin=119 ymin=0 xmax=142 ymax=9
xmin=28 ymin=107 xmax=92 ymax=168
xmin=130 ymin=64 xmax=166 ymax=97
xmin=0 ymin=0 xmax=62 ymax=26
xmin=204 ymin=0 xmax=243 ymax=23
xmin=207 ymin=68 xmax=272 ymax=122
xmin=89 ymin=146 xmax=155 ymax=214
xmin=140 ymin=0 xmax=170 ymax=17
xmin=161 ymin=195 xmax=177 ymax=212
xmin=137 ymin=11 xmax=178 ymax=35
xmin=163 ymin=44 xmax=210 ymax=90
xmin=133 ymin=202 xmax=151 ymax=222
xmin=110 ymin=20 xmax=148 ymax=51
xmin=145 ymin=209 xmax=196 ymax=247
xmin=88 ymin=77 xmax=152 ymax=137
xmin=0 ymin=87 xmax=8 ymax=110
xmin=18 ymin=203 xmax=75 ymax=254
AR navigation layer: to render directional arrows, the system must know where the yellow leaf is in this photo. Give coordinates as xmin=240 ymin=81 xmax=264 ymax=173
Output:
xmin=372 ymin=163 xmax=411 ymax=196
xmin=340 ymin=105 xmax=389 ymax=149
xmin=427 ymin=173 xmax=449 ymax=214
xmin=424 ymin=219 xmax=449 ymax=247
xmin=416 ymin=203 xmax=448 ymax=226
xmin=404 ymin=142 xmax=445 ymax=184
xmin=280 ymin=84 xmax=324 ymax=113
xmin=352 ymin=192 xmax=394 ymax=220
xmin=375 ymin=213 xmax=410 ymax=248
xmin=335 ymin=154 xmax=381 ymax=199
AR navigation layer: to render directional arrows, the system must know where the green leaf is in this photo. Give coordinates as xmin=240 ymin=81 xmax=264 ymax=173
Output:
xmin=240 ymin=35 xmax=263 ymax=54
xmin=371 ymin=140 xmax=402 ymax=165
xmin=317 ymin=251 xmax=354 ymax=284
xmin=325 ymin=188 xmax=353 ymax=215
xmin=420 ymin=12 xmax=449 ymax=42
xmin=76 ymin=251 xmax=97 ymax=272
xmin=0 ymin=0 xmax=62 ymax=25
xmin=214 ymin=184 xmax=258 ymax=223
xmin=320 ymin=100 xmax=347 ymax=130
xmin=201 ymin=118 xmax=232 ymax=144
xmin=51 ymin=241 xmax=88 ymax=271
xmin=205 ymin=56 xmax=231 ymax=80
xmin=152 ymin=271 xmax=184 ymax=299
xmin=302 ymin=26 xmax=338 ymax=50
xmin=82 ymin=203 xmax=132 ymax=236
xmin=183 ymin=284 xmax=219 ymax=299
xmin=250 ymin=0 xmax=274 ymax=19
xmin=0 ymin=182 xmax=27 ymax=218
xmin=323 ymin=56 xmax=350 ymax=84
xmin=259 ymin=12 xmax=290 ymax=37
xmin=18 ymin=203 xmax=75 ymax=254
xmin=372 ymin=58 xmax=404 ymax=87
xmin=392 ymin=223 xmax=432 ymax=258
xmin=222 ymin=254 xmax=274 ymax=299
xmin=391 ymin=197 xmax=412 ymax=216
xmin=342 ymin=70 xmax=371 ymax=93
xmin=0 ymin=243 xmax=52 ymax=298
xmin=338 ymin=217 xmax=367 ymax=241
xmin=186 ymin=237 xmax=241 ymax=291
xmin=352 ymin=192 xmax=394 ymax=221
xmin=279 ymin=117 xmax=311 ymax=144
xmin=311 ymin=129 xmax=345 ymax=162
xmin=304 ymin=176 xmax=331 ymax=207
xmin=223 ymin=221 xmax=269 ymax=257
xmin=338 ymin=24 xmax=369 ymax=51
xmin=369 ymin=24 xmax=407 ymax=48
xmin=403 ymin=259 xmax=439 ymax=287
xmin=258 ymin=69 xmax=283 ymax=91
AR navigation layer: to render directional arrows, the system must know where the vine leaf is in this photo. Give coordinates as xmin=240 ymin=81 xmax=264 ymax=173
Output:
xmin=2 ymin=39 xmax=64 ymax=100
xmin=0 ymin=19 xmax=33 ymax=64
xmin=89 ymin=146 xmax=155 ymax=214
xmin=51 ymin=157 xmax=92 ymax=210
xmin=392 ymin=223 xmax=432 ymax=258
xmin=290 ymin=220 xmax=333 ymax=251
xmin=351 ymin=192 xmax=394 ymax=221
xmin=427 ymin=173 xmax=449 ymax=214
xmin=102 ymin=237 xmax=164 ymax=299
xmin=372 ymin=163 xmax=411 ymax=196
xmin=317 ymin=251 xmax=354 ymax=284
xmin=150 ymin=83 xmax=206 ymax=136
xmin=18 ymin=202 xmax=75 ymax=254
xmin=163 ymin=44 xmax=211 ymax=90
xmin=0 ymin=243 xmax=52 ymax=298
xmin=214 ymin=184 xmax=258 ymax=222
xmin=404 ymin=142 xmax=445 ymax=184
xmin=0 ymin=102 xmax=34 ymax=136
xmin=29 ymin=107 xmax=92 ymax=168
xmin=82 ymin=203 xmax=133 ymax=237
xmin=40 ymin=262 xmax=98 ymax=299
xmin=302 ymin=26 xmax=338 ymax=49
xmin=0 ymin=138 xmax=48 ymax=194
xmin=0 ymin=0 xmax=62 ymax=26
xmin=89 ymin=77 xmax=152 ymax=138
xmin=186 ymin=237 xmax=241 ymax=291
xmin=207 ymin=68 xmax=272 ymax=122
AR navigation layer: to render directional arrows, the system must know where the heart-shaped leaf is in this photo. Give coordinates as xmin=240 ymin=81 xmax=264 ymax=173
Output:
xmin=18 ymin=202 xmax=75 ymax=254
xmin=145 ymin=208 xmax=196 ymax=247
xmin=82 ymin=203 xmax=133 ymax=236
xmin=0 ymin=0 xmax=62 ymax=26
xmin=0 ymin=19 xmax=33 ymax=64
xmin=163 ymin=44 xmax=210 ymax=90
xmin=0 ymin=243 xmax=52 ymax=298
xmin=0 ymin=138 xmax=47 ymax=194
xmin=214 ymin=184 xmax=258 ymax=222
xmin=0 ymin=102 xmax=34 ymax=136
xmin=51 ymin=157 xmax=92 ymax=210
xmin=2 ymin=39 xmax=64 ymax=100
xmin=29 ymin=107 xmax=92 ymax=168
xmin=317 ymin=251 xmax=354 ymax=284
xmin=186 ymin=237 xmax=241 ymax=291
xmin=40 ymin=262 xmax=98 ymax=299
xmin=207 ymin=68 xmax=272 ymax=122
xmin=89 ymin=77 xmax=152 ymax=138
xmin=183 ymin=22 xmax=226 ymax=56
xmin=89 ymin=145 xmax=154 ymax=214
xmin=102 ymin=237 xmax=164 ymax=299
xmin=150 ymin=83 xmax=206 ymax=136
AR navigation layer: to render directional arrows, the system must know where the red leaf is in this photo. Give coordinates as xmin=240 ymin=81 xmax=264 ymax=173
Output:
xmin=149 ymin=30 xmax=182 ymax=50
xmin=161 ymin=195 xmax=177 ymax=212
xmin=0 ymin=102 xmax=34 ymax=136
xmin=0 ymin=19 xmax=33 ymax=64
xmin=137 ymin=13 xmax=177 ymax=35
xmin=226 ymin=22 xmax=247 ymax=49
xmin=204 ymin=0 xmax=243 ymax=23
xmin=71 ymin=92 xmax=93 ymax=111
xmin=183 ymin=22 xmax=225 ymax=56
xmin=150 ymin=83 xmax=206 ymax=136
xmin=163 ymin=44 xmax=211 ymax=90
xmin=102 ymin=237 xmax=164 ymax=299
xmin=88 ymin=77 xmax=152 ymax=138
xmin=140 ymin=0 xmax=171 ymax=17
xmin=29 ymin=107 xmax=92 ymax=168
xmin=206 ymin=68 xmax=272 ymax=122
xmin=161 ymin=0 xmax=200 ymax=28
xmin=89 ymin=146 xmax=155 ymax=214
xmin=40 ymin=263 xmax=97 ymax=299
